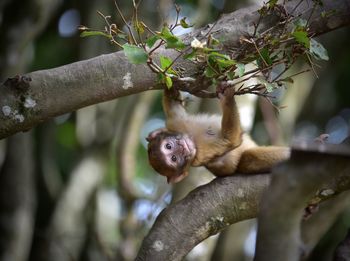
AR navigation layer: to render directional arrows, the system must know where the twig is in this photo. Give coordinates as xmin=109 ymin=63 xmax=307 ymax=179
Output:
xmin=148 ymin=39 xmax=165 ymax=56
xmin=306 ymin=4 xmax=316 ymax=27
xmin=251 ymin=38 xmax=269 ymax=67
xmin=280 ymin=68 xmax=311 ymax=80
xmin=141 ymin=22 xmax=157 ymax=36
xmin=132 ymin=0 xmax=146 ymax=48
xmin=202 ymin=19 xmax=219 ymax=39
xmin=170 ymin=4 xmax=180 ymax=31
xmin=306 ymin=53 xmax=318 ymax=78
xmin=164 ymin=45 xmax=193 ymax=73
xmin=97 ymin=11 xmax=124 ymax=48
xmin=253 ymin=11 xmax=263 ymax=37
xmin=114 ymin=0 xmax=138 ymax=44
xmin=290 ymin=0 xmax=304 ymax=16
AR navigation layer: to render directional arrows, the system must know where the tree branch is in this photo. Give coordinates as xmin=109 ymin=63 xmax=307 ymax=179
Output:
xmin=135 ymin=143 xmax=350 ymax=260
xmin=136 ymin=174 xmax=270 ymax=261
xmin=255 ymin=143 xmax=350 ymax=261
xmin=1 ymin=0 xmax=349 ymax=139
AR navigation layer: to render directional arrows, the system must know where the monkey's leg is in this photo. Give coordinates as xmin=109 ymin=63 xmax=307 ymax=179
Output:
xmin=237 ymin=146 xmax=290 ymax=173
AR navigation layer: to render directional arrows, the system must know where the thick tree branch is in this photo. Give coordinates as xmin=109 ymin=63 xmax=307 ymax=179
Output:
xmin=255 ymin=143 xmax=350 ymax=261
xmin=1 ymin=0 xmax=349 ymax=139
xmin=135 ymin=143 xmax=350 ymax=260
xmin=136 ymin=174 xmax=270 ymax=261
xmin=301 ymin=191 xmax=350 ymax=259
xmin=0 ymin=133 xmax=35 ymax=261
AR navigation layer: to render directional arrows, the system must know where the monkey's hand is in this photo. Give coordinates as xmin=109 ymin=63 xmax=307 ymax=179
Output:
xmin=216 ymin=82 xmax=235 ymax=100
xmin=164 ymin=86 xmax=180 ymax=99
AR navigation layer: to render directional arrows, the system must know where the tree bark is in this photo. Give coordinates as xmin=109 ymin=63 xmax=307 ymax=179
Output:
xmin=255 ymin=143 xmax=350 ymax=261
xmin=0 ymin=133 xmax=35 ymax=261
xmin=1 ymin=0 xmax=349 ymax=139
xmin=136 ymin=174 xmax=270 ymax=261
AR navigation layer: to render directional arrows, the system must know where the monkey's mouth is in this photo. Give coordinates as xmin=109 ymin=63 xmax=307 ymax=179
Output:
xmin=181 ymin=137 xmax=196 ymax=157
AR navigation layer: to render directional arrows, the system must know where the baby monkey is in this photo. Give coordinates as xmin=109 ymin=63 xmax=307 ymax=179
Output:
xmin=147 ymin=83 xmax=290 ymax=183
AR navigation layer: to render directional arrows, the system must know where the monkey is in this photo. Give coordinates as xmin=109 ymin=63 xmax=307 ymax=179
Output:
xmin=146 ymin=83 xmax=290 ymax=183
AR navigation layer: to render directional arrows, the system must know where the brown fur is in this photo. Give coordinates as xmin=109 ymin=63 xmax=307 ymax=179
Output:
xmin=147 ymin=87 xmax=290 ymax=183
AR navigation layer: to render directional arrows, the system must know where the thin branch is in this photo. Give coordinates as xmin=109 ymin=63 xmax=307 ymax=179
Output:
xmin=170 ymin=4 xmax=180 ymax=31
xmin=278 ymin=68 xmax=311 ymax=82
xmin=290 ymin=0 xmax=305 ymax=16
xmin=251 ymin=38 xmax=269 ymax=67
xmin=306 ymin=53 xmax=318 ymax=78
xmin=114 ymin=0 xmax=138 ymax=44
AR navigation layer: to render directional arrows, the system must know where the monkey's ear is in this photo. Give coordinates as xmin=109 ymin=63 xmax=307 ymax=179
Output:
xmin=146 ymin=128 xmax=167 ymax=142
xmin=167 ymin=171 xmax=188 ymax=184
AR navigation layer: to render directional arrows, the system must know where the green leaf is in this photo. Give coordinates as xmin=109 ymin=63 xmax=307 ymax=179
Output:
xmin=208 ymin=52 xmax=230 ymax=60
xmin=310 ymin=38 xmax=329 ymax=61
xmin=157 ymin=72 xmax=173 ymax=88
xmin=146 ymin=35 xmax=160 ymax=48
xmin=159 ymin=55 xmax=173 ymax=70
xmin=161 ymin=26 xmax=173 ymax=38
xmin=80 ymin=31 xmax=111 ymax=38
xmin=165 ymin=36 xmax=185 ymax=49
xmin=160 ymin=26 xmax=185 ymax=49
xmin=260 ymin=48 xmax=273 ymax=65
xmin=204 ymin=67 xmax=217 ymax=78
xmin=157 ymin=72 xmax=165 ymax=83
xmin=122 ymin=44 xmax=148 ymax=64
xmin=183 ymin=49 xmax=197 ymax=60
xmin=227 ymin=72 xmax=235 ymax=80
xmin=165 ymin=76 xmax=173 ymax=88
xmin=268 ymin=0 xmax=278 ymax=8
xmin=207 ymin=52 xmax=228 ymax=68
xmin=180 ymin=17 xmax=192 ymax=28
xmin=210 ymin=36 xmax=220 ymax=46
xmin=292 ymin=30 xmax=310 ymax=48
xmin=235 ymin=63 xmax=245 ymax=77
xmin=217 ymin=59 xmax=236 ymax=70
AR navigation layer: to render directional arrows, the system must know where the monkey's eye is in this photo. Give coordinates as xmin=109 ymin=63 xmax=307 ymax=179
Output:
xmin=165 ymin=143 xmax=172 ymax=150
xmin=171 ymin=155 xmax=177 ymax=162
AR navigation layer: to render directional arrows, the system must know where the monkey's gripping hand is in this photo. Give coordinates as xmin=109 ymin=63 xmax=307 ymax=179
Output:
xmin=162 ymin=87 xmax=188 ymax=124
xmin=164 ymin=86 xmax=182 ymax=101
xmin=216 ymin=82 xmax=236 ymax=100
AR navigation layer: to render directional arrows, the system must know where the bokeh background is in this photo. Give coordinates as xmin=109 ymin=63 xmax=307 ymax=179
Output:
xmin=1 ymin=0 xmax=350 ymax=260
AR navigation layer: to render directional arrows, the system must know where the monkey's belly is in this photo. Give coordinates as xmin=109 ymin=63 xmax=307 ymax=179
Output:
xmin=204 ymin=135 xmax=257 ymax=176
xmin=205 ymin=149 xmax=243 ymax=176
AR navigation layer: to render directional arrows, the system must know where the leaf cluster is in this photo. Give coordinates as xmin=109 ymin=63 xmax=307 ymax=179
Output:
xmin=79 ymin=0 xmax=329 ymax=100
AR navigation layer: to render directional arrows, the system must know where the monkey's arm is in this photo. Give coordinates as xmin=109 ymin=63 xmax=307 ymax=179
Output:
xmin=162 ymin=88 xmax=187 ymax=119
xmin=219 ymin=88 xmax=242 ymax=147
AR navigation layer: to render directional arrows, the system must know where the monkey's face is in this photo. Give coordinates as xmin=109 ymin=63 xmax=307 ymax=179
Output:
xmin=160 ymin=134 xmax=196 ymax=168
xmin=147 ymin=129 xmax=196 ymax=183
